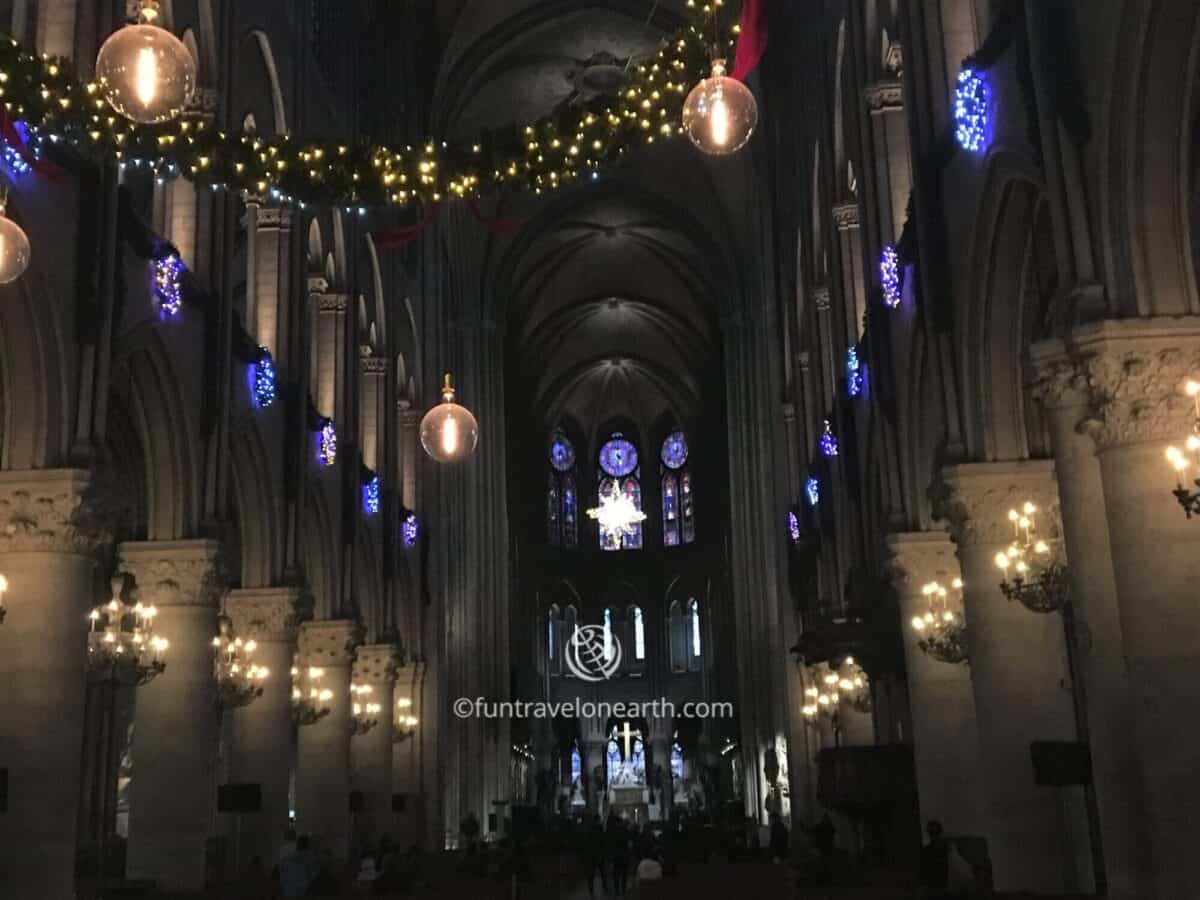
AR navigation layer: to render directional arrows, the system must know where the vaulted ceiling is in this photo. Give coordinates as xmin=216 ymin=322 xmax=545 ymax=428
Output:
xmin=433 ymin=2 xmax=732 ymax=449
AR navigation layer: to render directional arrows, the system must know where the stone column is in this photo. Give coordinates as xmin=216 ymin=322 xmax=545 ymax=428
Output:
xmin=863 ymin=79 xmax=912 ymax=248
xmin=225 ymin=587 xmax=307 ymax=870
xmin=833 ymin=202 xmax=868 ymax=341
xmin=296 ymin=619 xmax=358 ymax=859
xmin=1071 ymin=318 xmax=1200 ymax=898
xmin=938 ymin=463 xmax=1083 ymax=893
xmin=351 ymin=644 xmax=399 ymax=842
xmin=121 ymin=539 xmax=224 ymax=892
xmin=0 ymin=471 xmax=99 ymax=900
xmin=885 ymin=532 xmax=983 ymax=838
xmin=1029 ymin=344 xmax=1152 ymax=899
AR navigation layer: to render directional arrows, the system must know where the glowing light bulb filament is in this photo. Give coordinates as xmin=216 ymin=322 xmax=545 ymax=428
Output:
xmin=442 ymin=413 xmax=459 ymax=455
xmin=136 ymin=47 xmax=158 ymax=108
xmin=710 ymin=95 xmax=729 ymax=147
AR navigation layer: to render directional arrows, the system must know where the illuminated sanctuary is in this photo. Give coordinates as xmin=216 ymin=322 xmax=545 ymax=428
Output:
xmin=0 ymin=2 xmax=1194 ymax=899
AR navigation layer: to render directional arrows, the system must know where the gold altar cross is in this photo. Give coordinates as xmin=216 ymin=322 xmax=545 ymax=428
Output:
xmin=619 ymin=721 xmax=642 ymax=760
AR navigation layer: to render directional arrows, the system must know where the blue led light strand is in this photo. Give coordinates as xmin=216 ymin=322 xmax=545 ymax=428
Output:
xmin=881 ymin=245 xmax=902 ymax=309
xmin=846 ymin=347 xmax=866 ymax=398
xmin=806 ymin=477 xmax=820 ymax=507
xmin=954 ymin=68 xmax=992 ymax=153
xmin=819 ymin=420 xmax=839 ymax=458
xmin=253 ymin=350 xmax=276 ymax=409
xmin=362 ymin=476 xmax=381 ymax=516
xmin=154 ymin=253 xmax=185 ymax=319
xmin=317 ymin=421 xmax=337 ymax=467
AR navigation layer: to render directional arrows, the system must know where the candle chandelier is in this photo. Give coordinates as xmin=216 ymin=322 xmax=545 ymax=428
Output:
xmin=994 ymin=501 xmax=1069 ymax=613
xmin=291 ymin=664 xmax=333 ymax=726
xmin=910 ymin=579 xmax=968 ymax=664
xmin=212 ymin=618 xmax=269 ymax=710
xmin=350 ymin=684 xmax=382 ymax=736
xmin=586 ymin=482 xmax=647 ymax=549
xmin=394 ymin=696 xmax=419 ymax=742
xmin=802 ymin=657 xmax=870 ymax=720
xmin=1165 ymin=379 xmax=1200 ymax=517
xmin=86 ymin=576 xmax=168 ymax=686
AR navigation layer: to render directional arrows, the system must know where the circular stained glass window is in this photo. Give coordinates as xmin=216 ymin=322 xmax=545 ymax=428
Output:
xmin=661 ymin=431 xmax=689 ymax=469
xmin=599 ymin=436 xmax=638 ymax=477
xmin=549 ymin=433 xmax=576 ymax=471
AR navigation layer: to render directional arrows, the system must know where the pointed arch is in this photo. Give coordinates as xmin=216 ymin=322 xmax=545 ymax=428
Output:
xmin=228 ymin=421 xmax=284 ymax=588
xmin=301 ymin=480 xmax=339 ymax=619
xmin=247 ymin=31 xmax=289 ymax=135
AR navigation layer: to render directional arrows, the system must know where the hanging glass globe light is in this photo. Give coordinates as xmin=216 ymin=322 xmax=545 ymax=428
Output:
xmin=682 ymin=59 xmax=758 ymax=155
xmin=420 ymin=373 xmax=479 ymax=463
xmin=0 ymin=191 xmax=30 ymax=285
xmin=95 ymin=0 xmax=196 ymax=125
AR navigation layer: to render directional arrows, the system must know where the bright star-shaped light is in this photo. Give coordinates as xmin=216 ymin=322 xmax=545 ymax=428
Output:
xmin=587 ymin=484 xmax=646 ymax=548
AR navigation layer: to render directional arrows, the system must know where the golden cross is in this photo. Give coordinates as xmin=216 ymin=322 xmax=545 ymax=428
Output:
xmin=619 ymin=721 xmax=641 ymax=760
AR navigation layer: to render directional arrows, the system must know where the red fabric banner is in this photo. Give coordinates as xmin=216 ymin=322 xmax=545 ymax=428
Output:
xmin=732 ymin=0 xmax=769 ymax=82
xmin=371 ymin=199 xmax=524 ymax=250
xmin=0 ymin=109 xmax=65 ymax=181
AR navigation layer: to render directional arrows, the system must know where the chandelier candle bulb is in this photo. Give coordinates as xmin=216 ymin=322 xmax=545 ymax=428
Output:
xmin=95 ymin=0 xmax=196 ymax=124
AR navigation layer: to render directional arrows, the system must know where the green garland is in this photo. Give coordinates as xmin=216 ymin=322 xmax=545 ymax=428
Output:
xmin=0 ymin=3 xmax=738 ymax=211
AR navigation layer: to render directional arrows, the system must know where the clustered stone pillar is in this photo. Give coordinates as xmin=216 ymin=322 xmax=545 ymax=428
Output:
xmin=226 ymin=587 xmax=307 ymax=868
xmin=351 ymin=643 xmax=399 ymax=842
xmin=1070 ymin=319 xmax=1200 ymax=898
xmin=886 ymin=531 xmax=983 ymax=838
xmin=295 ymin=619 xmax=358 ymax=858
xmin=939 ymin=463 xmax=1084 ymax=893
xmin=0 ymin=471 xmax=98 ymax=900
xmin=1030 ymin=341 xmax=1153 ymax=900
xmin=122 ymin=539 xmax=224 ymax=892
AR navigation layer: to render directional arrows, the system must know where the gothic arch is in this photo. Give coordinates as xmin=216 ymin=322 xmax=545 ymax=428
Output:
xmin=228 ymin=422 xmax=283 ymax=588
xmin=356 ymin=528 xmax=384 ymax=640
xmin=301 ymin=479 xmax=339 ymax=619
xmin=245 ymin=31 xmax=289 ymax=135
xmin=1103 ymin=0 xmax=1200 ymax=317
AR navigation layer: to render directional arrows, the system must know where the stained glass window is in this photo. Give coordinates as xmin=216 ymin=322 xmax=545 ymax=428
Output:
xmin=599 ymin=436 xmax=638 ymax=477
xmin=631 ymin=737 xmax=646 ymax=781
xmin=547 ymin=431 xmax=578 ymax=548
xmin=661 ymin=431 xmax=689 ymax=469
xmin=632 ymin=606 xmax=645 ymax=660
xmin=661 ymin=431 xmax=695 ymax=546
xmin=598 ymin=434 xmax=643 ymax=551
xmin=571 ymin=744 xmax=582 ymax=785
xmin=603 ymin=608 xmax=615 ymax=662
xmin=607 ymin=738 xmax=622 ymax=784
xmin=671 ymin=742 xmax=684 ymax=780
xmin=690 ymin=599 xmax=701 ymax=658
xmin=663 ymin=473 xmax=679 ymax=546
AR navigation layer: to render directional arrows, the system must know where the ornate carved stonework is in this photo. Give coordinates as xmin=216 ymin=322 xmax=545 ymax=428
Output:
xmin=0 ymin=470 xmax=106 ymax=556
xmin=1078 ymin=347 xmax=1200 ymax=449
xmin=184 ymin=88 xmax=219 ymax=121
xmin=832 ymin=202 xmax=860 ymax=231
xmin=797 ymin=351 xmax=811 ymax=374
xmin=257 ymin=208 xmax=295 ymax=230
xmin=884 ymin=41 xmax=904 ymax=77
xmin=307 ymin=275 xmax=330 ymax=296
xmin=118 ymin=540 xmax=225 ymax=608
xmin=226 ymin=587 xmax=310 ymax=642
xmin=1028 ymin=340 xmax=1090 ymax=411
xmin=934 ymin=462 xmax=1062 ymax=549
xmin=317 ymin=293 xmax=350 ymax=314
xmin=812 ymin=287 xmax=832 ymax=312
xmin=360 ymin=353 xmax=389 ymax=376
xmin=353 ymin=644 xmax=401 ymax=684
xmin=884 ymin=532 xmax=961 ymax=591
xmin=298 ymin=619 xmax=360 ymax=666
xmin=864 ymin=79 xmax=904 ymax=112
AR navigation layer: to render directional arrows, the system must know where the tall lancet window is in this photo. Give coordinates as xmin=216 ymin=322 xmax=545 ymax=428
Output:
xmin=660 ymin=430 xmax=695 ymax=546
xmin=547 ymin=431 xmax=578 ymax=547
xmin=598 ymin=434 xmax=642 ymax=550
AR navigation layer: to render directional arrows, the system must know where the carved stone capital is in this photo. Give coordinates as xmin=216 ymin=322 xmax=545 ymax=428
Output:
xmin=934 ymin=462 xmax=1061 ymax=548
xmin=864 ymin=79 xmax=904 ymax=112
xmin=183 ymin=87 xmax=219 ymax=121
xmin=226 ymin=587 xmax=311 ymax=642
xmin=256 ymin=208 xmax=295 ymax=230
xmin=812 ymin=286 xmax=832 ymax=312
xmin=397 ymin=407 xmax=421 ymax=425
xmin=298 ymin=619 xmax=361 ymax=667
xmin=0 ymin=470 xmax=106 ymax=556
xmin=1028 ymin=339 xmax=1090 ymax=410
xmin=360 ymin=354 xmax=389 ymax=376
xmin=1069 ymin=318 xmax=1200 ymax=449
xmin=317 ymin=293 xmax=350 ymax=314
xmin=832 ymin=202 xmax=860 ymax=231
xmin=118 ymin=540 xmax=225 ymax=608
xmin=885 ymin=532 xmax=961 ymax=592
xmin=797 ymin=351 xmax=811 ymax=374
xmin=307 ymin=275 xmax=330 ymax=295
xmin=353 ymin=643 xmax=401 ymax=684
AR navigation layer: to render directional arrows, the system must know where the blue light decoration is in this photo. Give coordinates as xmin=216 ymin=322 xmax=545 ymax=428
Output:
xmin=154 ymin=253 xmax=185 ymax=319
xmin=0 ymin=121 xmax=33 ymax=175
xmin=846 ymin=347 xmax=866 ymax=398
xmin=253 ymin=350 xmax=276 ymax=409
xmin=806 ymin=477 xmax=820 ymax=507
xmin=954 ymin=68 xmax=992 ymax=153
xmin=880 ymin=245 xmax=902 ymax=309
xmin=788 ymin=510 xmax=801 ymax=542
xmin=402 ymin=513 xmax=420 ymax=548
xmin=819 ymin=419 xmax=839 ymax=458
xmin=317 ymin=421 xmax=337 ymax=467
xmin=362 ymin=476 xmax=381 ymax=516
